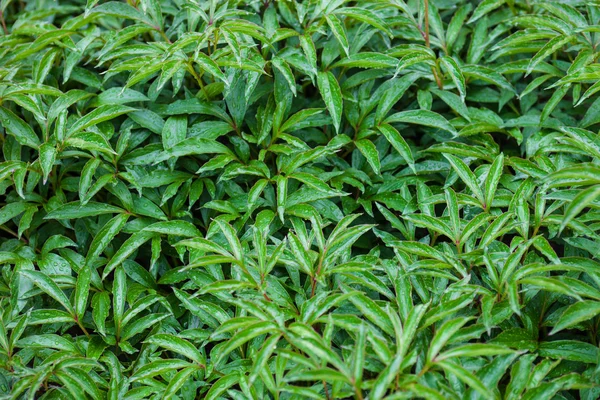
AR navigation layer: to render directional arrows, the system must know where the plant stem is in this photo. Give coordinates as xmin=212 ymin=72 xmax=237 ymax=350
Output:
xmin=75 ymin=316 xmax=91 ymax=338
xmin=0 ymin=9 xmax=7 ymax=35
xmin=432 ymin=66 xmax=443 ymax=89
xmin=187 ymin=62 xmax=209 ymax=100
xmin=311 ymin=251 xmax=325 ymax=297
xmin=354 ymin=386 xmax=364 ymax=400
xmin=323 ymin=381 xmax=331 ymax=400
xmin=156 ymin=28 xmax=171 ymax=44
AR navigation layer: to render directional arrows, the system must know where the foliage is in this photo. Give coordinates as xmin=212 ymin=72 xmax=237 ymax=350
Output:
xmin=1 ymin=0 xmax=600 ymax=398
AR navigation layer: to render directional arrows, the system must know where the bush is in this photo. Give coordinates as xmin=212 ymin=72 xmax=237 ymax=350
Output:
xmin=1 ymin=0 xmax=600 ymax=398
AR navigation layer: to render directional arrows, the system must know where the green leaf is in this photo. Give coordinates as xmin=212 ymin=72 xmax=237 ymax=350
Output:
xmin=538 ymin=340 xmax=599 ymax=363
xmin=520 ymin=277 xmax=582 ymax=300
xmin=129 ymin=109 xmax=165 ymax=134
xmin=91 ymin=87 xmax=149 ymax=106
xmin=205 ymin=373 xmax=240 ymax=400
xmin=0 ymin=106 xmax=40 ymax=148
xmin=370 ymin=354 xmax=404 ymax=400
xmin=325 ymin=14 xmax=349 ymax=57
xmin=334 ymin=7 xmax=392 ymax=37
xmin=214 ymin=219 xmax=244 ymax=260
xmin=332 ymin=53 xmax=398 ymax=69
xmin=444 ymin=154 xmax=485 ymax=205
xmin=541 ymin=84 xmax=569 ymax=122
xmin=74 ymin=266 xmax=91 ymax=320
xmin=213 ymin=321 xmax=279 ymax=364
xmin=195 ymin=52 xmax=227 ymax=85
xmin=162 ymin=115 xmax=187 ymax=150
xmin=272 ymin=57 xmax=297 ymax=96
xmin=377 ymin=123 xmax=415 ymax=173
xmin=285 ymin=368 xmax=349 ymax=383
xmin=437 ymin=343 xmax=513 ymax=361
xmin=45 ymin=202 xmax=124 ymax=219
xmin=130 ymin=359 xmax=193 ymax=382
xmin=437 ymin=360 xmax=493 ymax=399
xmin=275 ymin=175 xmax=287 ymax=222
xmin=317 ymin=71 xmax=343 ymax=134
xmin=347 ymin=292 xmax=394 ymax=336
xmin=431 ymin=88 xmax=471 ymax=121
xmin=560 ymin=185 xmax=600 ymax=233
xmin=560 ymin=127 xmax=600 ymax=159
xmin=89 ymin=1 xmax=150 ymax=23
xmin=146 ymin=334 xmax=205 ymax=365
xmin=462 ymin=65 xmax=515 ymax=93
xmin=551 ymin=301 xmax=600 ymax=335
xmin=385 ymin=110 xmax=456 ymax=134
xmin=280 ymin=108 xmax=324 ymax=133
xmin=163 ymin=367 xmax=197 ymax=400
xmin=92 ymin=292 xmax=110 ymax=335
xmin=86 ymin=213 xmax=129 ymax=266
xmin=38 ymin=143 xmax=57 ymax=184
xmin=403 ymin=214 xmax=454 ymax=240
xmin=65 ymin=131 xmax=117 ymax=154
xmin=67 ymin=105 xmax=134 ymax=137
xmin=113 ymin=266 xmax=126 ymax=331
xmin=375 ymin=74 xmax=418 ymax=123
xmin=0 ymin=202 xmax=28 ymax=226
xmin=20 ymin=270 xmax=74 ymax=315
xmin=355 ymin=139 xmax=380 ymax=175
xmin=484 ymin=153 xmax=504 ymax=210
xmin=299 ymin=34 xmax=318 ymax=76
xmin=48 ymin=90 xmax=94 ymax=123
xmin=468 ymin=0 xmax=505 ymax=24
xmin=445 ymin=188 xmax=460 ymax=240
xmin=427 ymin=317 xmax=471 ymax=362
xmin=439 ymin=56 xmax=466 ymax=100
xmin=527 ymin=35 xmax=573 ymax=76
xmin=103 ymin=231 xmax=157 ymax=279
xmin=143 ymin=221 xmax=201 ymax=237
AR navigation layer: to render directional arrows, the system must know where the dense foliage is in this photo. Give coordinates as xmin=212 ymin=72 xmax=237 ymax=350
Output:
xmin=2 ymin=0 xmax=600 ymax=398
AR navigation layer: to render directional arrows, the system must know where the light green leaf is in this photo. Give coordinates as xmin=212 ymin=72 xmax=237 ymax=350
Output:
xmin=103 ymin=231 xmax=157 ymax=279
xmin=196 ymin=52 xmax=227 ymax=85
xmin=317 ymin=71 xmax=343 ymax=134
xmin=484 ymin=153 xmax=504 ymax=210
xmin=0 ymin=202 xmax=28 ymax=226
xmin=74 ymin=267 xmax=91 ymax=319
xmin=468 ymin=0 xmax=505 ymax=24
xmin=332 ymin=52 xmax=398 ymax=69
xmin=334 ymin=7 xmax=392 ymax=37
xmin=527 ymin=35 xmax=573 ymax=76
xmin=551 ymin=301 xmax=600 ymax=335
xmin=86 ymin=213 xmax=129 ymax=266
xmin=385 ymin=110 xmax=456 ymax=134
xmin=560 ymin=185 xmax=600 ymax=233
xmin=443 ymin=154 xmax=485 ymax=205
xmin=0 ymin=106 xmax=40 ymax=148
xmin=45 ymin=202 xmax=124 ymax=219
xmin=437 ymin=360 xmax=493 ymax=400
xmin=146 ymin=334 xmax=205 ymax=365
xmin=355 ymin=139 xmax=380 ymax=175
xmin=440 ymin=56 xmax=466 ymax=100
xmin=325 ymin=14 xmax=349 ymax=57
xmin=272 ymin=57 xmax=297 ymax=96
xmin=377 ymin=123 xmax=415 ymax=173
xmin=67 ymin=105 xmax=134 ymax=137
xmin=38 ymin=143 xmax=56 ymax=184
xmin=162 ymin=115 xmax=187 ymax=150
xmin=20 ymin=270 xmax=74 ymax=315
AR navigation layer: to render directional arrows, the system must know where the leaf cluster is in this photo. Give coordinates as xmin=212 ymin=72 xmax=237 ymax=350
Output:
xmin=1 ymin=0 xmax=600 ymax=399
